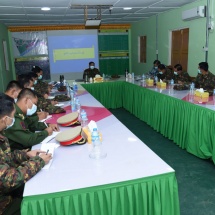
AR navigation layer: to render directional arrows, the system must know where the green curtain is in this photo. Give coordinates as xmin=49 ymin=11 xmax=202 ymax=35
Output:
xmin=21 ymin=173 xmax=179 ymax=215
xmin=83 ymin=81 xmax=215 ymax=163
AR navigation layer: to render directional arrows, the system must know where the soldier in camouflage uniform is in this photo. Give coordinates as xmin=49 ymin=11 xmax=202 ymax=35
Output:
xmin=157 ymin=64 xmax=174 ymax=82
xmin=148 ymin=60 xmax=161 ymax=77
xmin=195 ymin=62 xmax=215 ymax=95
xmin=4 ymin=88 xmax=59 ymax=151
xmin=0 ymin=93 xmax=52 ymax=215
xmin=172 ymin=64 xmax=191 ymax=90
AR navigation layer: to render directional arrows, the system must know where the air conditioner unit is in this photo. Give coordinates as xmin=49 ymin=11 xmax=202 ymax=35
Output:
xmin=182 ymin=6 xmax=205 ymax=21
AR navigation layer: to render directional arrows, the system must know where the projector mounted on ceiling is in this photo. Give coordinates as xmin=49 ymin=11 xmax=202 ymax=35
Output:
xmin=70 ymin=4 xmax=112 ymax=26
xmin=85 ymin=19 xmax=101 ymax=26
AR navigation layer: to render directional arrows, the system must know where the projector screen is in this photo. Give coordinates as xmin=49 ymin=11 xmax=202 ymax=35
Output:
xmin=47 ymin=30 xmax=99 ymax=81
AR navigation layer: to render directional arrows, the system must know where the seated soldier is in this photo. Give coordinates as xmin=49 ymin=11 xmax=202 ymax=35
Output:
xmin=5 ymin=81 xmax=22 ymax=103
xmin=148 ymin=60 xmax=161 ymax=77
xmin=18 ymin=75 xmax=49 ymax=120
xmin=173 ymin=64 xmax=191 ymax=84
xmin=157 ymin=64 xmax=173 ymax=82
xmin=28 ymin=71 xmax=38 ymax=86
xmin=83 ymin=61 xmax=101 ymax=80
xmin=4 ymin=88 xmax=59 ymax=151
xmin=195 ymin=62 xmax=215 ymax=95
xmin=18 ymin=74 xmax=34 ymax=90
xmin=32 ymin=66 xmax=51 ymax=95
xmin=0 ymin=93 xmax=52 ymax=215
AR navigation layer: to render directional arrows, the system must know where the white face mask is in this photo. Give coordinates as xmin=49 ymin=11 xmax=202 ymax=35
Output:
xmin=198 ymin=69 xmax=201 ymax=74
xmin=4 ymin=116 xmax=15 ymax=130
xmin=26 ymin=99 xmax=37 ymax=116
xmin=14 ymin=98 xmax=18 ymax=103
xmin=38 ymin=75 xmax=43 ymax=80
xmin=159 ymin=71 xmax=163 ymax=75
xmin=90 ymin=66 xmax=95 ymax=70
xmin=31 ymin=87 xmax=35 ymax=91
xmin=174 ymin=71 xmax=178 ymax=75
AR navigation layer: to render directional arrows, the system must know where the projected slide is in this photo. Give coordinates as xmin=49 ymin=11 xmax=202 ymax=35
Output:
xmin=53 ymin=46 xmax=95 ymax=62
xmin=48 ymin=33 xmax=99 ymax=74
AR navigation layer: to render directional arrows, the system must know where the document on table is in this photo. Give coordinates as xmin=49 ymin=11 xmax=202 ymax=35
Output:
xmin=41 ymin=131 xmax=60 ymax=144
xmin=55 ymin=103 xmax=64 ymax=107
xmin=39 ymin=115 xmax=52 ymax=122
xmin=40 ymin=142 xmax=56 ymax=170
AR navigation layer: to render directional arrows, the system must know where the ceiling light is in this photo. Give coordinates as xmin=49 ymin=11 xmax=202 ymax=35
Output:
xmin=123 ymin=7 xmax=132 ymax=10
xmin=41 ymin=7 xmax=51 ymax=11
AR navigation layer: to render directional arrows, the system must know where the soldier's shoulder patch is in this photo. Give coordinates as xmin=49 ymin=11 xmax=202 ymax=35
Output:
xmin=20 ymin=122 xmax=26 ymax=129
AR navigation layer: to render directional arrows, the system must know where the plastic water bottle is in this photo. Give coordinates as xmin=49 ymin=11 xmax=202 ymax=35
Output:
xmin=66 ymin=82 xmax=70 ymax=97
xmin=80 ymin=109 xmax=87 ymax=127
xmin=70 ymin=99 xmax=76 ymax=112
xmin=76 ymin=98 xmax=81 ymax=113
xmin=190 ymin=82 xmax=195 ymax=95
xmin=73 ymin=82 xmax=78 ymax=96
xmin=154 ymin=76 xmax=158 ymax=84
xmin=169 ymin=79 xmax=174 ymax=94
xmin=132 ymin=73 xmax=134 ymax=79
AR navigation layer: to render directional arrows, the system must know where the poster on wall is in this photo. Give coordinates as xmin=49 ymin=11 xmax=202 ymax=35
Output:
xmin=12 ymin=31 xmax=48 ymax=57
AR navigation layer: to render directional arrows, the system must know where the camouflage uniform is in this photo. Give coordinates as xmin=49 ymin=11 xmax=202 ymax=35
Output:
xmin=0 ymin=133 xmax=45 ymax=214
xmin=83 ymin=68 xmax=101 ymax=80
xmin=173 ymin=71 xmax=191 ymax=84
xmin=4 ymin=104 xmax=49 ymax=151
xmin=34 ymin=80 xmax=49 ymax=95
xmin=157 ymin=68 xmax=174 ymax=81
xmin=195 ymin=71 xmax=215 ymax=95
xmin=37 ymin=94 xmax=66 ymax=114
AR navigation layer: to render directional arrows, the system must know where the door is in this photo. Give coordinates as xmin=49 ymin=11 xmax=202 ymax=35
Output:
xmin=171 ymin=28 xmax=189 ymax=72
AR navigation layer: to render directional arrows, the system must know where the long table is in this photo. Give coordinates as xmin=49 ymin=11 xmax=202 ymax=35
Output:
xmin=21 ymin=85 xmax=180 ymax=215
xmin=82 ymin=81 xmax=215 ymax=163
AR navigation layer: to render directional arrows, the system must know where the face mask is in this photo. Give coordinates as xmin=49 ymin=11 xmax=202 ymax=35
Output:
xmin=154 ymin=67 xmax=158 ymax=69
xmin=14 ymin=98 xmax=18 ymax=103
xmin=34 ymin=80 xmax=38 ymax=85
xmin=90 ymin=66 xmax=95 ymax=70
xmin=38 ymin=75 xmax=42 ymax=80
xmin=159 ymin=71 xmax=163 ymax=75
xmin=26 ymin=100 xmax=37 ymax=116
xmin=31 ymin=87 xmax=35 ymax=91
xmin=174 ymin=71 xmax=178 ymax=75
xmin=5 ymin=117 xmax=15 ymax=130
xmin=198 ymin=69 xmax=201 ymax=74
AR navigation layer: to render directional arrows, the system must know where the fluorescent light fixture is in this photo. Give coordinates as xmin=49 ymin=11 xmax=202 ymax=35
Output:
xmin=85 ymin=19 xmax=101 ymax=26
xmin=123 ymin=7 xmax=132 ymax=10
xmin=41 ymin=7 xmax=51 ymax=11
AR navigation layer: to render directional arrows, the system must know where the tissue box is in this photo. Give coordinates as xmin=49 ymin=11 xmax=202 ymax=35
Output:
xmin=193 ymin=96 xmax=209 ymax=103
xmin=82 ymin=127 xmax=102 ymax=143
xmin=194 ymin=91 xmax=209 ymax=98
xmin=157 ymin=82 xmax=166 ymax=89
xmin=146 ymin=79 xmax=154 ymax=86
xmin=93 ymin=77 xmax=103 ymax=83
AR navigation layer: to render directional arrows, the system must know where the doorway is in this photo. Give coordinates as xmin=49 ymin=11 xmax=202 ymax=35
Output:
xmin=171 ymin=28 xmax=189 ymax=72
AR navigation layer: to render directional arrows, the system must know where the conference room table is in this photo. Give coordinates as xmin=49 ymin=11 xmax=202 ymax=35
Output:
xmin=21 ymin=83 xmax=180 ymax=215
xmin=82 ymin=79 xmax=215 ymax=164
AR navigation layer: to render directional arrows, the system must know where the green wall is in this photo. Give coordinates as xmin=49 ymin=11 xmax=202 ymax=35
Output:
xmin=130 ymin=0 xmax=214 ymax=77
xmin=0 ymin=23 xmax=15 ymax=92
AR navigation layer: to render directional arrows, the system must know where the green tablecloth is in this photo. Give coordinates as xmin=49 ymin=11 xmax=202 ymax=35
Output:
xmin=22 ymin=173 xmax=179 ymax=215
xmin=83 ymin=81 xmax=215 ymax=162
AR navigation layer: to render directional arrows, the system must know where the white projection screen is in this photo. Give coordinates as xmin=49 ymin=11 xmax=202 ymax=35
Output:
xmin=47 ymin=30 xmax=99 ymax=81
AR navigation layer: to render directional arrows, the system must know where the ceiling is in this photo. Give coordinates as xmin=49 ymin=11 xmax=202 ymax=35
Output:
xmin=0 ymin=0 xmax=198 ymax=26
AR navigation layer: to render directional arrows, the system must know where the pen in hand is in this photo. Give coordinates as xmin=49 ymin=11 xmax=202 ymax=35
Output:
xmin=46 ymin=149 xmax=49 ymax=155
xmin=44 ymin=122 xmax=48 ymax=128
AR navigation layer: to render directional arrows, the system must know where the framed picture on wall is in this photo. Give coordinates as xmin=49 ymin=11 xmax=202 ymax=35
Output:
xmin=2 ymin=40 xmax=9 ymax=71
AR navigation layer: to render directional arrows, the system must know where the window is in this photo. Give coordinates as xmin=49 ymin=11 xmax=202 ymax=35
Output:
xmin=139 ymin=36 xmax=147 ymax=63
